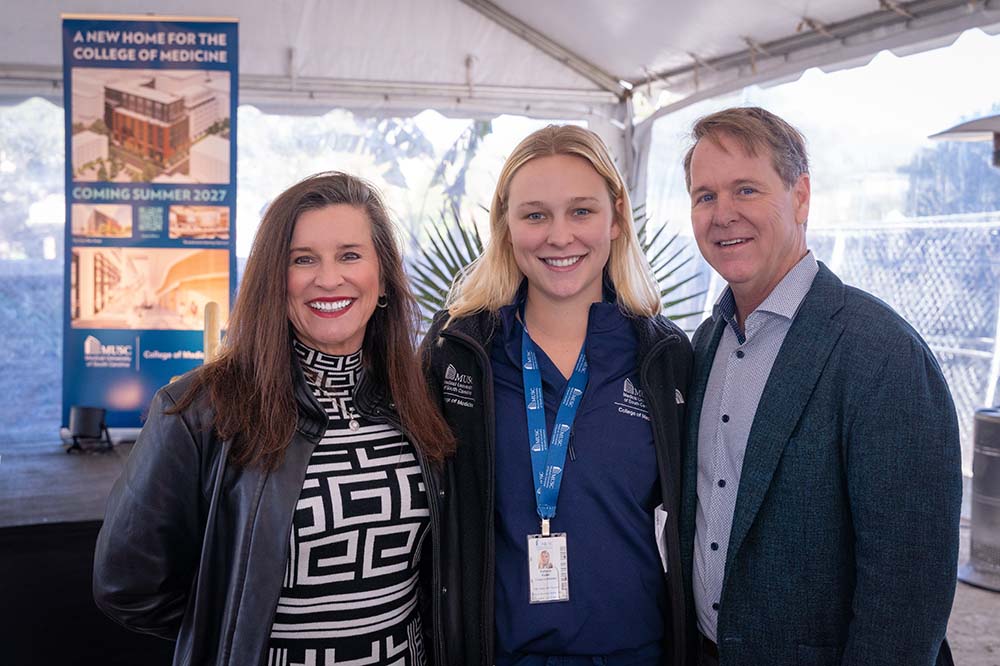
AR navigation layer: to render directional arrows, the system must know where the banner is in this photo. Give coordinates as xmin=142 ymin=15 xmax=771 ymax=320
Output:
xmin=61 ymin=15 xmax=238 ymax=429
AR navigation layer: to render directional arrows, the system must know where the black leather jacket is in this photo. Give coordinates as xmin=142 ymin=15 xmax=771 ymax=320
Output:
xmin=93 ymin=356 xmax=445 ymax=666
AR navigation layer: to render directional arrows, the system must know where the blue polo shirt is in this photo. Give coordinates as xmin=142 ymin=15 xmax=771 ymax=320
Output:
xmin=492 ymin=296 xmax=666 ymax=656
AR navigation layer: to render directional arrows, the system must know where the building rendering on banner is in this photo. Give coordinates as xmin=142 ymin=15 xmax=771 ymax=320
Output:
xmin=103 ymin=78 xmax=190 ymax=168
xmin=70 ymin=247 xmax=230 ymax=330
xmin=169 ymin=206 xmax=230 ymax=240
xmin=153 ymin=249 xmax=229 ymax=327
xmin=71 ymin=130 xmax=108 ymax=172
xmin=153 ymin=70 xmax=220 ymax=140
xmin=190 ymin=134 xmax=229 ymax=183
xmin=96 ymin=72 xmax=228 ymax=176
xmin=71 ymin=247 xmax=127 ymax=326
xmin=71 ymin=204 xmax=131 ymax=238
xmin=71 ymin=71 xmax=105 ymax=124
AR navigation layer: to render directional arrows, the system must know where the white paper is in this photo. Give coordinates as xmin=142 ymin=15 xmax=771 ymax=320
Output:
xmin=654 ymin=503 xmax=669 ymax=573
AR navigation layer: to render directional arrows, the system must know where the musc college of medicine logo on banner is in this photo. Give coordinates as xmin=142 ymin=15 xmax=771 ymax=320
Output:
xmin=83 ymin=334 xmax=134 ymax=368
xmin=61 ymin=14 xmax=238 ymax=428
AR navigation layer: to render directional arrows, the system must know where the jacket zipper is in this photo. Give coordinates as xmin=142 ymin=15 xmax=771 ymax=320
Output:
xmin=639 ymin=332 xmax=687 ymax=666
xmin=440 ymin=327 xmax=496 ymax=666
xmin=413 ymin=431 xmax=445 ymax=665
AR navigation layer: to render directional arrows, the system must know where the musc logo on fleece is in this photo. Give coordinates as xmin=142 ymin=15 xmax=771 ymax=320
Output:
xmin=443 ymin=364 xmax=475 ymax=408
xmin=445 ymin=364 xmax=472 ymax=384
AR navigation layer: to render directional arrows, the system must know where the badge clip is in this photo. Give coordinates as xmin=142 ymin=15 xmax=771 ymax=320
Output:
xmin=541 ymin=518 xmax=551 ymax=536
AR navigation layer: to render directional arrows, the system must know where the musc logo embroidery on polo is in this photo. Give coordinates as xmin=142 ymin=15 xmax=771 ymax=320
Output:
xmin=616 ymin=378 xmax=651 ymax=421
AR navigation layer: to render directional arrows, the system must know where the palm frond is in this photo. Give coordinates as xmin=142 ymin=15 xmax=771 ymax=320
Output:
xmin=637 ymin=209 xmax=705 ymax=324
xmin=407 ymin=206 xmax=484 ymax=324
xmin=409 ymin=202 xmax=706 ymax=328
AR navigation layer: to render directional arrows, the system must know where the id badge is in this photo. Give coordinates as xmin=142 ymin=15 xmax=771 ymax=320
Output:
xmin=527 ymin=533 xmax=569 ymax=603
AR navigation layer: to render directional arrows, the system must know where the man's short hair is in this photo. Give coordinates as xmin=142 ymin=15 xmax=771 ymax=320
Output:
xmin=683 ymin=106 xmax=809 ymax=191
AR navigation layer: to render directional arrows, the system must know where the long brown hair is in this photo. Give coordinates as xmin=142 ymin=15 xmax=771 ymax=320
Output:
xmin=173 ymin=172 xmax=454 ymax=468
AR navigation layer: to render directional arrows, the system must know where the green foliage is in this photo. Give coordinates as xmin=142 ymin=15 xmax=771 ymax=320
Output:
xmin=409 ymin=203 xmax=704 ymax=324
xmin=633 ymin=205 xmax=704 ymax=322
xmin=205 ymin=117 xmax=232 ymax=136
xmin=408 ymin=205 xmax=484 ymax=322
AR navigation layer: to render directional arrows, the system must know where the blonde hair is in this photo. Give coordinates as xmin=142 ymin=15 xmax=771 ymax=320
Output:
xmin=447 ymin=125 xmax=661 ymax=319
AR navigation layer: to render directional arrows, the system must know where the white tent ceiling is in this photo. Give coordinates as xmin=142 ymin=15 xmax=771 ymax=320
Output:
xmin=4 ymin=0 xmax=999 ymax=114
xmin=2 ymin=0 xmax=999 ymax=192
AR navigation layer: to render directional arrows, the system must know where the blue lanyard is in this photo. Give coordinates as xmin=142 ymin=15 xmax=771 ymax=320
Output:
xmin=521 ymin=324 xmax=588 ymax=535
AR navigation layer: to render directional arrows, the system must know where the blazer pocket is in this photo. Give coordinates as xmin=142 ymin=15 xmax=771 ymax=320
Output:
xmin=796 ymin=644 xmax=841 ymax=666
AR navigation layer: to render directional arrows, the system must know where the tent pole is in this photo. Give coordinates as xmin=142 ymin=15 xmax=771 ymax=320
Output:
xmin=624 ymin=96 xmax=653 ymax=214
xmin=588 ymin=110 xmax=628 ymax=183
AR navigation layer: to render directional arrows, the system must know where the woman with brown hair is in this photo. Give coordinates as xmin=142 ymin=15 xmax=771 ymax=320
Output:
xmin=94 ymin=172 xmax=454 ymax=666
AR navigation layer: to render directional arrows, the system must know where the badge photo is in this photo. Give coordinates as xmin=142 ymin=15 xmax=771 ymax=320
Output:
xmin=527 ymin=533 xmax=570 ymax=604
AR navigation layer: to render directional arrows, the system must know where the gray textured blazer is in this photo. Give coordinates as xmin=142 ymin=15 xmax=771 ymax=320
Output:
xmin=680 ymin=262 xmax=962 ymax=666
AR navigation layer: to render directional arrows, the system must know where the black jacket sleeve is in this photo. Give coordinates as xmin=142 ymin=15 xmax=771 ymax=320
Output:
xmin=93 ymin=388 xmax=205 ymax=640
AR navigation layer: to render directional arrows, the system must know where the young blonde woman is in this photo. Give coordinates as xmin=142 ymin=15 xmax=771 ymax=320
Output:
xmin=424 ymin=126 xmax=693 ymax=666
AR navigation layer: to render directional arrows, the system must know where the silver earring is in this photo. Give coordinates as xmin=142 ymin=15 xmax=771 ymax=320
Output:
xmin=376 ymin=294 xmax=389 ymax=309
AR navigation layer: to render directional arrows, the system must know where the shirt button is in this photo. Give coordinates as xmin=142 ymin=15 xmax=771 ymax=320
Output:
xmin=711 ymin=542 xmax=719 ymax=551
xmin=721 ymin=414 xmax=730 ymax=423
xmin=736 ymin=350 xmax=745 ymax=359
xmin=441 ymin=587 xmax=448 ymax=596
xmin=712 ymin=602 xmax=720 ymax=611
xmin=718 ymin=479 xmax=726 ymax=488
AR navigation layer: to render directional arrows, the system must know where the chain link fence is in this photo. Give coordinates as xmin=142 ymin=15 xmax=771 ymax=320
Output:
xmin=675 ymin=212 xmax=1000 ymax=474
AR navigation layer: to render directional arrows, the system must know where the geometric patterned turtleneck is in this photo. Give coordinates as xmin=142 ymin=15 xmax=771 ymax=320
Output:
xmin=266 ymin=340 xmax=430 ymax=666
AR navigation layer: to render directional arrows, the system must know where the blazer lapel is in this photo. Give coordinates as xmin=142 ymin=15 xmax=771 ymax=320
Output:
xmin=724 ymin=264 xmax=846 ymax=577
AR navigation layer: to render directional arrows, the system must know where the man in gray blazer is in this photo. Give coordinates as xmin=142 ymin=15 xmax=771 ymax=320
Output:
xmin=679 ymin=106 xmax=962 ymax=666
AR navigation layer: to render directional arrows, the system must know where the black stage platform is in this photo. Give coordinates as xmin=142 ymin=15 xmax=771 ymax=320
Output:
xmin=0 ymin=440 xmax=132 ymax=529
xmin=0 ymin=441 xmax=174 ymax=665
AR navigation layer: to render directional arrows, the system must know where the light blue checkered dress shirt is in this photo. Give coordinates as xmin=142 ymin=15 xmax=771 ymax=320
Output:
xmin=694 ymin=252 xmax=819 ymax=642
